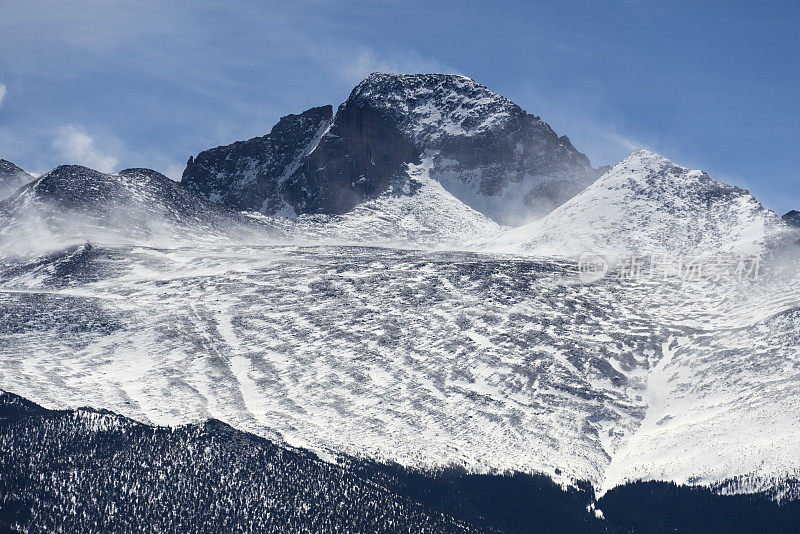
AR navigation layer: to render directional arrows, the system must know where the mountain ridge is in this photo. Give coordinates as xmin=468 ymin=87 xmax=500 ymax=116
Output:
xmin=495 ymin=149 xmax=787 ymax=256
xmin=0 ymin=164 xmax=277 ymax=255
xmin=182 ymin=105 xmax=333 ymax=215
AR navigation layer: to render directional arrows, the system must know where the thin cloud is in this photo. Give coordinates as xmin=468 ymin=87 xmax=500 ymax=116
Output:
xmin=507 ymin=84 xmax=652 ymax=168
xmin=0 ymin=83 xmax=6 ymax=108
xmin=163 ymin=162 xmax=185 ymax=182
xmin=52 ymin=125 xmax=119 ymax=173
xmin=601 ymin=131 xmax=641 ymax=153
xmin=337 ymin=48 xmax=460 ymax=84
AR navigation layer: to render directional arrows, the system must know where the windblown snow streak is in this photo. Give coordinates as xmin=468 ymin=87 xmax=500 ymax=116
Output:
xmin=1 ymin=239 xmax=799 ymax=496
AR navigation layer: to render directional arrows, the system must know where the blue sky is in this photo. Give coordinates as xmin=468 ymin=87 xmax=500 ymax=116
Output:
xmin=1 ymin=0 xmax=798 ymax=213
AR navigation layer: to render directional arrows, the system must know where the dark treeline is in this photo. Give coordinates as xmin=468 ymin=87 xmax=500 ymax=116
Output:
xmin=1 ymin=391 xmax=799 ymax=533
xmin=344 ymin=459 xmax=601 ymax=533
xmin=0 ymin=392 xmax=475 ymax=533
xmin=600 ymin=480 xmax=800 ymax=533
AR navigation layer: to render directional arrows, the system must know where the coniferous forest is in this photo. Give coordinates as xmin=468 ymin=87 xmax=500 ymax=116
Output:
xmin=2 ymin=391 xmax=799 ymax=533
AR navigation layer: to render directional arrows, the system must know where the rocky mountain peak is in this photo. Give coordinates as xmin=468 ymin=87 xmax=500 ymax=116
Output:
xmin=182 ymin=73 xmax=601 ymax=223
xmin=344 ymin=73 xmax=523 ymax=145
xmin=607 ymin=149 xmax=751 ymax=206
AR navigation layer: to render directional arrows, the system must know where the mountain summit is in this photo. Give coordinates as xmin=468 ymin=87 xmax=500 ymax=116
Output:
xmin=182 ymin=73 xmax=601 ymax=224
xmin=497 ymin=149 xmax=786 ymax=255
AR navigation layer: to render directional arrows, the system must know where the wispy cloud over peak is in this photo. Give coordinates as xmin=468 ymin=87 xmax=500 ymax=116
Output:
xmin=335 ymin=47 xmax=459 ymax=85
xmin=52 ymin=124 xmax=119 ymax=173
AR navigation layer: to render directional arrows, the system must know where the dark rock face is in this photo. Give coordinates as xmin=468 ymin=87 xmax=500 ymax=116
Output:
xmin=0 ymin=159 xmax=33 ymax=200
xmin=182 ymin=106 xmax=333 ymax=214
xmin=782 ymin=210 xmax=800 ymax=228
xmin=181 ymin=74 xmax=602 ymax=223
xmin=286 ymin=100 xmax=419 ymax=214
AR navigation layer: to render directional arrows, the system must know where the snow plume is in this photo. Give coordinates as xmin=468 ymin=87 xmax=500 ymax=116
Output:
xmin=0 ymin=198 xmax=254 ymax=258
xmin=52 ymin=125 xmax=119 ymax=173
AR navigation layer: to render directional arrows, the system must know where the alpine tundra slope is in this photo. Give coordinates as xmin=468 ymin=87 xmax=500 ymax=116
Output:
xmin=0 ymin=149 xmax=798 ymax=505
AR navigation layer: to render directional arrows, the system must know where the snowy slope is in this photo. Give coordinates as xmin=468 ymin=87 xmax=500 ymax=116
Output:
xmin=279 ymin=159 xmax=502 ymax=247
xmin=3 ymin=240 xmax=799 ymax=498
xmin=601 ymin=259 xmax=800 ymax=500
xmin=495 ymin=150 xmax=786 ymax=256
xmin=0 ymin=245 xmax=654 ymax=486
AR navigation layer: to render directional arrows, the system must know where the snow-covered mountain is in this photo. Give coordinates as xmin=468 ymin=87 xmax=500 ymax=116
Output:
xmin=3 ymin=73 xmax=800 ymax=530
xmin=495 ymin=149 xmax=787 ymax=256
xmin=0 ymin=165 xmax=275 ymax=255
xmin=182 ymin=73 xmax=602 ymax=225
xmin=1 ymin=157 xmax=799 ymax=524
xmin=0 ymin=159 xmax=34 ymax=200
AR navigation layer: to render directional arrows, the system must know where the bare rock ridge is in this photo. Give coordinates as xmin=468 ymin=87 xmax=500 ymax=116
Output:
xmin=783 ymin=210 xmax=800 ymax=228
xmin=182 ymin=105 xmax=333 ymax=215
xmin=181 ymin=73 xmax=602 ymax=224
